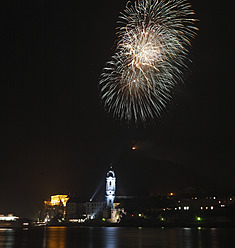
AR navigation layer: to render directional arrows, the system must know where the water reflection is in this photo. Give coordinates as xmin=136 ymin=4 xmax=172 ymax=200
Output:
xmin=0 ymin=229 xmax=15 ymax=248
xmin=47 ymin=227 xmax=66 ymax=248
xmin=210 ymin=228 xmax=219 ymax=248
xmin=0 ymin=226 xmax=234 ymax=247
xmin=182 ymin=228 xmax=192 ymax=248
xmin=197 ymin=227 xmax=203 ymax=248
xmin=88 ymin=227 xmax=93 ymax=248
xmin=102 ymin=227 xmax=119 ymax=248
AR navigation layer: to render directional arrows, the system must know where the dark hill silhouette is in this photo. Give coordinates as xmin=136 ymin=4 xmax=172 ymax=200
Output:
xmin=115 ymin=149 xmax=217 ymax=196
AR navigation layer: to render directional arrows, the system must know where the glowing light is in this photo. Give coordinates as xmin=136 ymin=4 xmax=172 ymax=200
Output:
xmin=132 ymin=146 xmax=136 ymax=150
xmin=69 ymin=219 xmax=85 ymax=223
xmin=100 ymin=0 xmax=198 ymax=123
xmin=44 ymin=195 xmax=69 ymax=207
xmin=44 ymin=216 xmax=49 ymax=223
xmin=0 ymin=214 xmax=19 ymax=221
xmin=196 ymin=217 xmax=201 ymax=221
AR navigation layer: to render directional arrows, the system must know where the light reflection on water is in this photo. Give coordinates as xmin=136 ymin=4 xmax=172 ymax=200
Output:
xmin=0 ymin=229 xmax=15 ymax=248
xmin=103 ymin=227 xmax=119 ymax=248
xmin=0 ymin=226 xmax=235 ymax=247
xmin=47 ymin=227 xmax=66 ymax=248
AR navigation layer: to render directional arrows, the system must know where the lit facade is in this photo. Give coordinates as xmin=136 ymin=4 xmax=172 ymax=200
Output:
xmin=85 ymin=201 xmax=106 ymax=220
xmin=44 ymin=195 xmax=69 ymax=207
xmin=38 ymin=194 xmax=69 ymax=223
xmin=66 ymin=201 xmax=106 ymax=222
xmin=106 ymin=167 xmax=116 ymax=209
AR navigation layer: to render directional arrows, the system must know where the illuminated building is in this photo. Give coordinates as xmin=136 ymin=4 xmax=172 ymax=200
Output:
xmin=38 ymin=194 xmax=69 ymax=223
xmin=67 ymin=168 xmax=119 ymax=223
xmin=106 ymin=167 xmax=116 ymax=209
xmin=85 ymin=201 xmax=106 ymax=220
xmin=66 ymin=197 xmax=106 ymax=222
xmin=103 ymin=167 xmax=125 ymax=223
xmin=44 ymin=195 xmax=69 ymax=207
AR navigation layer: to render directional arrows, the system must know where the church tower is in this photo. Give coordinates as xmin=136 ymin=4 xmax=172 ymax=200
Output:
xmin=106 ymin=167 xmax=116 ymax=209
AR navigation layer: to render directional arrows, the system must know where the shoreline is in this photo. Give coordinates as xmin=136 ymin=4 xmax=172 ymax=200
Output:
xmin=36 ymin=222 xmax=235 ymax=229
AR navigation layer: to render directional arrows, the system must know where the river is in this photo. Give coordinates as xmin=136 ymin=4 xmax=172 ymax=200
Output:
xmin=0 ymin=226 xmax=235 ymax=247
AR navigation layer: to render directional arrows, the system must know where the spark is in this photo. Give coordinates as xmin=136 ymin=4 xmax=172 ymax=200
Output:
xmin=100 ymin=0 xmax=198 ymax=123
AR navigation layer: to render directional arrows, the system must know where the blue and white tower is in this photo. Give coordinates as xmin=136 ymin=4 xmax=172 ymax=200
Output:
xmin=106 ymin=167 xmax=116 ymax=209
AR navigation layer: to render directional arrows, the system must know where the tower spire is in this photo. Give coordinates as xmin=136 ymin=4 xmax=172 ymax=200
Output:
xmin=106 ymin=167 xmax=116 ymax=209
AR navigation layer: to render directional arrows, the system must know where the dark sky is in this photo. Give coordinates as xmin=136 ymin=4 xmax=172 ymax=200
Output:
xmin=0 ymin=0 xmax=234 ymax=218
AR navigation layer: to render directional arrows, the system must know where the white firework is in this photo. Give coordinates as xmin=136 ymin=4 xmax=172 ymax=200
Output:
xmin=100 ymin=0 xmax=198 ymax=123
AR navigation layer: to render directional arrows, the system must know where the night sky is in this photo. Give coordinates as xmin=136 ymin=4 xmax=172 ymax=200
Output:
xmin=1 ymin=0 xmax=234 ymax=219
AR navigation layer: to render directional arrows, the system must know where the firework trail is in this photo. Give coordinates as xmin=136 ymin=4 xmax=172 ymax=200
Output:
xmin=100 ymin=0 xmax=198 ymax=123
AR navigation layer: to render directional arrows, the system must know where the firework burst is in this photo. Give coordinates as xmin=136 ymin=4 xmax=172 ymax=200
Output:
xmin=100 ymin=0 xmax=198 ymax=123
